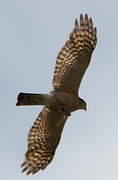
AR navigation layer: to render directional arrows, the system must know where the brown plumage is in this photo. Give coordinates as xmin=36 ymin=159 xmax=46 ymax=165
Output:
xmin=21 ymin=107 xmax=67 ymax=175
xmin=16 ymin=14 xmax=97 ymax=175
xmin=52 ymin=14 xmax=97 ymax=94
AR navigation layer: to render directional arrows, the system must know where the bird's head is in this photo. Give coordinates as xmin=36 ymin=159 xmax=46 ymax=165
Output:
xmin=79 ymin=98 xmax=87 ymax=111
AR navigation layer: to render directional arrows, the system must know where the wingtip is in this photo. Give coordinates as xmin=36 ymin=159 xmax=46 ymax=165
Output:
xmin=89 ymin=17 xmax=93 ymax=27
xmin=75 ymin=14 xmax=93 ymax=28
xmin=80 ymin=13 xmax=83 ymax=19
xmin=22 ymin=166 xmax=28 ymax=173
xmin=26 ymin=170 xmax=32 ymax=175
xmin=85 ymin=14 xmax=89 ymax=22
xmin=75 ymin=18 xmax=79 ymax=28
xmin=21 ymin=161 xmax=26 ymax=168
xmin=80 ymin=13 xmax=83 ymax=21
xmin=85 ymin=13 xmax=88 ymax=18
xmin=94 ymin=27 xmax=97 ymax=34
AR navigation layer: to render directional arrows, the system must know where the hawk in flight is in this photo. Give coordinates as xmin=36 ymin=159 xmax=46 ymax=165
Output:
xmin=16 ymin=14 xmax=97 ymax=175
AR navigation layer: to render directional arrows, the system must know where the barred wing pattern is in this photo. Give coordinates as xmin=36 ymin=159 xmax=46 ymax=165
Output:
xmin=21 ymin=107 xmax=68 ymax=175
xmin=52 ymin=14 xmax=97 ymax=95
xmin=19 ymin=14 xmax=97 ymax=175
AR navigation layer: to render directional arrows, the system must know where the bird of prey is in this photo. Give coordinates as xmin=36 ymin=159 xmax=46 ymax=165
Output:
xmin=16 ymin=14 xmax=97 ymax=175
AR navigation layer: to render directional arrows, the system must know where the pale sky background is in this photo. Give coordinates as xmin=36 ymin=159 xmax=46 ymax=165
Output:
xmin=1 ymin=0 xmax=118 ymax=180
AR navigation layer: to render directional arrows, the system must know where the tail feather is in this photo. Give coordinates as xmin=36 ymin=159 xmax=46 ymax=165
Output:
xmin=16 ymin=92 xmax=55 ymax=106
xmin=16 ymin=93 xmax=44 ymax=106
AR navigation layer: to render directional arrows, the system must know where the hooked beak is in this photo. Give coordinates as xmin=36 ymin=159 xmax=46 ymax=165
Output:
xmin=84 ymin=105 xmax=87 ymax=111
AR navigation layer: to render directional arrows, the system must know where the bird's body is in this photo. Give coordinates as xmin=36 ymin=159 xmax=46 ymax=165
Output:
xmin=16 ymin=14 xmax=97 ymax=175
xmin=17 ymin=91 xmax=85 ymax=113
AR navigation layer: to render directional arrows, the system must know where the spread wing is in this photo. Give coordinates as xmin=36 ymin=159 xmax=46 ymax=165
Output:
xmin=52 ymin=14 xmax=97 ymax=95
xmin=21 ymin=107 xmax=68 ymax=175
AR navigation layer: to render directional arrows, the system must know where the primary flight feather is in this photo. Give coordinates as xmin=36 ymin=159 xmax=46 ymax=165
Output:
xmin=16 ymin=14 xmax=97 ymax=175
